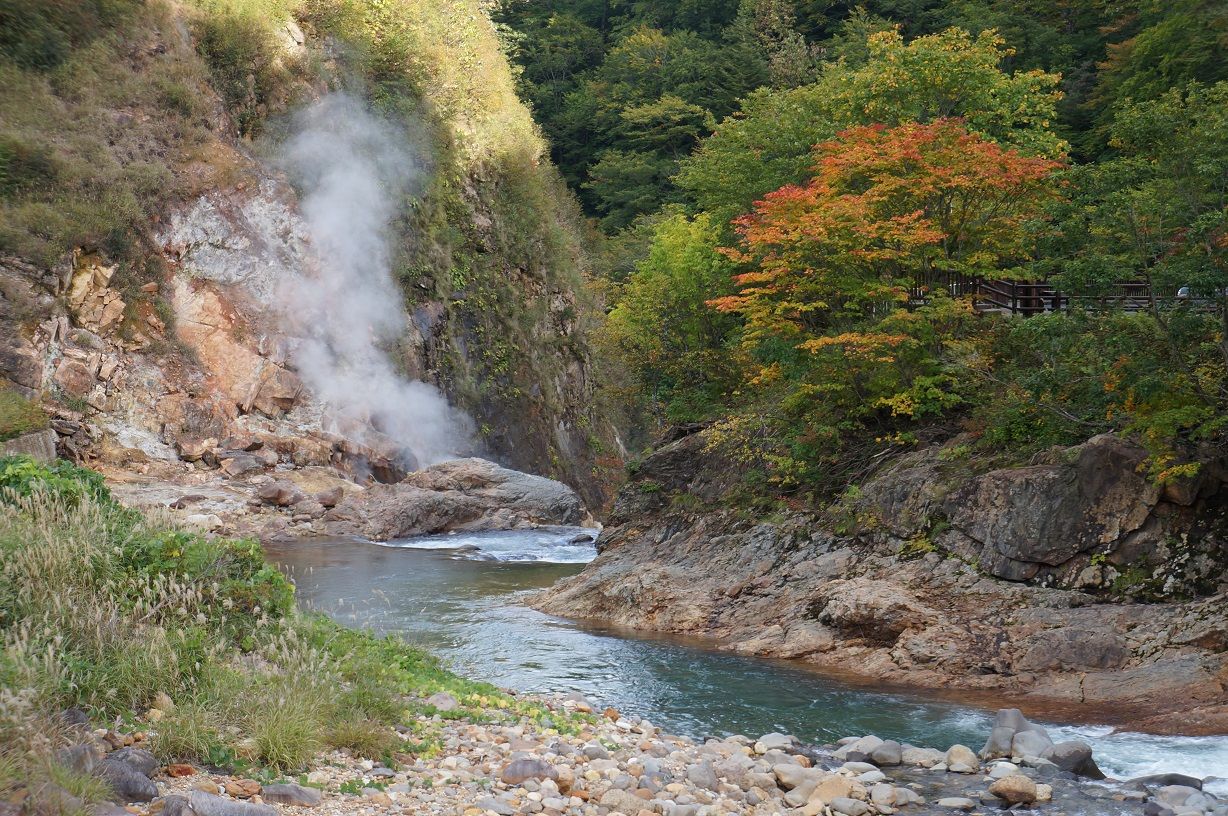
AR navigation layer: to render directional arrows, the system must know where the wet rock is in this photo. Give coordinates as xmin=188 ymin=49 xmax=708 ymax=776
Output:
xmin=324 ymin=458 xmax=585 ymax=539
xmin=989 ymin=774 xmax=1038 ymax=804
xmin=1130 ymin=774 xmax=1204 ymax=791
xmin=936 ymin=797 xmax=975 ymax=810
xmin=261 ymin=783 xmax=323 ymax=807
xmin=869 ymin=739 xmax=903 ymax=766
xmin=1011 ymin=728 xmax=1054 ymax=759
xmin=1049 ymin=740 xmax=1105 ymax=779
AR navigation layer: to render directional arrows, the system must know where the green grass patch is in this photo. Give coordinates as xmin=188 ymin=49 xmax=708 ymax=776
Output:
xmin=0 ymin=389 xmax=47 ymax=442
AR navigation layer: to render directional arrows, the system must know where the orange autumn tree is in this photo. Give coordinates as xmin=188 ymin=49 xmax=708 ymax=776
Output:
xmin=707 ymin=119 xmax=1062 ymax=488
xmin=714 ymin=118 xmax=1061 ymax=355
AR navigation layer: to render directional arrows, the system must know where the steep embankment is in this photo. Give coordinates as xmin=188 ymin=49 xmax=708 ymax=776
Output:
xmin=0 ymin=0 xmax=618 ymax=513
xmin=536 ymin=429 xmax=1228 ymax=735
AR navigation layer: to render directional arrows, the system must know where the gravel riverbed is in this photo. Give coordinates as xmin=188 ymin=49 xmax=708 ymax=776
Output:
xmin=52 ymin=693 xmax=1225 ymax=816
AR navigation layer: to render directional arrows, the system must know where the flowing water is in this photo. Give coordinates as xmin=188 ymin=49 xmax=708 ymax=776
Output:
xmin=264 ymin=529 xmax=1228 ymax=790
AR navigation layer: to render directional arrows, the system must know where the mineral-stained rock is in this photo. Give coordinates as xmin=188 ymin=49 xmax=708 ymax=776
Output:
xmin=54 ymin=358 xmax=96 ymax=398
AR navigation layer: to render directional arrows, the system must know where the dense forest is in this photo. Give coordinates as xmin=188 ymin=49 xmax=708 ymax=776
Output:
xmin=496 ymin=0 xmax=1228 ymax=500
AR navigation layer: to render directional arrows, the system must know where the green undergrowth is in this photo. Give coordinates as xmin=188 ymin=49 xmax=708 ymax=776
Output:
xmin=0 ymin=456 xmax=586 ymax=803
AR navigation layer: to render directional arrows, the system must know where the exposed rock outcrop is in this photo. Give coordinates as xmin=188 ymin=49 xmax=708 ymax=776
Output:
xmin=322 ymin=457 xmax=585 ymax=540
xmin=535 ymin=430 xmax=1228 ymax=734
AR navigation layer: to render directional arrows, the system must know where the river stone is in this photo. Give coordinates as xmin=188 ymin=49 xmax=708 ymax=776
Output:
xmin=937 ymin=797 xmax=976 ymax=810
xmin=187 ymin=792 xmax=275 ymax=816
xmin=870 ymin=740 xmax=903 ymax=766
xmin=786 ymin=779 xmax=821 ymax=808
xmin=774 ymin=763 xmax=821 ymax=790
xmin=989 ymin=761 xmax=1020 ymax=779
xmin=1011 ymin=729 xmax=1054 ymax=759
xmin=1048 ymin=740 xmax=1105 ymax=779
xmin=837 ymin=735 xmax=884 ymax=762
xmin=990 ymin=774 xmax=1038 ymax=804
xmin=808 ymin=775 xmax=858 ymax=807
xmin=95 ymin=758 xmax=157 ymax=803
xmin=583 ymin=743 xmax=611 ymax=760
xmin=501 ymin=758 xmax=558 ymax=785
xmin=981 ymin=726 xmax=1016 ymax=759
xmin=474 ymin=797 xmax=515 ymax=816
xmin=425 ymin=691 xmax=459 ymax=711
xmin=1131 ymin=775 xmax=1205 ymax=791
xmin=755 ymin=732 xmax=796 ymax=753
xmin=599 ymin=789 xmax=645 ymax=813
xmin=831 ymin=796 xmax=871 ymax=816
xmin=902 ymin=747 xmax=944 ymax=767
xmin=858 ymin=770 xmax=887 ymax=784
xmin=686 ymin=761 xmax=719 ymax=790
xmin=107 ymin=747 xmax=158 ymax=777
xmin=1157 ymin=786 xmax=1203 ymax=808
xmin=261 ymin=783 xmax=323 ymax=807
xmin=870 ymin=783 xmax=897 ymax=806
xmin=842 ymin=762 xmax=878 ymax=774
xmin=944 ymin=745 xmax=978 ymax=769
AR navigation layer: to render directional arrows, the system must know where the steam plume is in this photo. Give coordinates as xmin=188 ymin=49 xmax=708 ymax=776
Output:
xmin=279 ymin=93 xmax=472 ymax=467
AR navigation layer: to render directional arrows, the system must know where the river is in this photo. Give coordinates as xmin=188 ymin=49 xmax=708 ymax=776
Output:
xmin=264 ymin=528 xmax=1228 ymax=790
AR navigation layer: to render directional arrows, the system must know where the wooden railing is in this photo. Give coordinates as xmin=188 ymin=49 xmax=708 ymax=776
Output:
xmin=908 ymin=275 xmax=1167 ymax=315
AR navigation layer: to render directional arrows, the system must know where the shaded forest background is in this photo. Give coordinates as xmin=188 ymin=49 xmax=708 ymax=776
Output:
xmin=495 ymin=0 xmax=1228 ymax=502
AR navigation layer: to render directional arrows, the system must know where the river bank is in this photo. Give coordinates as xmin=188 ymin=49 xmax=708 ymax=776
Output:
xmin=534 ymin=431 xmax=1228 ymax=737
xmin=58 ymin=689 xmax=1228 ymax=816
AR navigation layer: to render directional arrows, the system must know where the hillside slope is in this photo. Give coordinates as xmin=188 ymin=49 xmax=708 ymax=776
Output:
xmin=0 ymin=0 xmax=619 ymax=508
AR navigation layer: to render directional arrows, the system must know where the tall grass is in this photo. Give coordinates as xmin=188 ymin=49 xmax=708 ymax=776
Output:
xmin=0 ymin=457 xmax=584 ymax=791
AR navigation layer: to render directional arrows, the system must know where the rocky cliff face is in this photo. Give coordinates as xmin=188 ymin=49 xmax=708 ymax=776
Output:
xmin=535 ymin=430 xmax=1228 ymax=734
xmin=0 ymin=5 xmax=617 ymax=510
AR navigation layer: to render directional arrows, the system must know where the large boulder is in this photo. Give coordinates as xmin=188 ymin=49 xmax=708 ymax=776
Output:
xmin=944 ymin=434 xmax=1161 ymax=579
xmin=2 ymin=428 xmax=57 ymax=463
xmin=811 ymin=580 xmax=938 ymax=645
xmin=323 ymin=458 xmax=584 ymax=540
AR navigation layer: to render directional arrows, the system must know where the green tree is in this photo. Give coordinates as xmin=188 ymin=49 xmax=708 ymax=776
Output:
xmin=1042 ymin=81 xmax=1228 ymax=472
xmin=677 ymin=26 xmax=1064 ymax=217
xmin=599 ymin=209 xmax=743 ymax=431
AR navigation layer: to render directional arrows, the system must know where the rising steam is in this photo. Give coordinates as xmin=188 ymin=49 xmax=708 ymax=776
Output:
xmin=279 ymin=93 xmax=472 ymax=467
